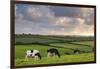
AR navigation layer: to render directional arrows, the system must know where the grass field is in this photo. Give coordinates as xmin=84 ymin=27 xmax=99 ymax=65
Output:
xmin=15 ymin=53 xmax=94 ymax=66
xmin=15 ymin=35 xmax=95 ymax=66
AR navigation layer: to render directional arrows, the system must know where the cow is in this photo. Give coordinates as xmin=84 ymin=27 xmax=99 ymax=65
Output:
xmin=47 ymin=48 xmax=60 ymax=58
xmin=73 ymin=49 xmax=80 ymax=54
xmin=25 ymin=49 xmax=41 ymax=60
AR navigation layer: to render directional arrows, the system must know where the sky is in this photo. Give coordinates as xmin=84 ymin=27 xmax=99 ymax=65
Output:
xmin=15 ymin=4 xmax=94 ymax=36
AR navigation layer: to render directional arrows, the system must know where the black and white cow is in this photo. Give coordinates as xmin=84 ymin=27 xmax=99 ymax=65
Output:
xmin=25 ymin=49 xmax=41 ymax=60
xmin=47 ymin=48 xmax=60 ymax=58
xmin=73 ymin=49 xmax=80 ymax=54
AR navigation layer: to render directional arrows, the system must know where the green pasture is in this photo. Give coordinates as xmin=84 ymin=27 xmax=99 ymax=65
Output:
xmin=15 ymin=53 xmax=94 ymax=66
xmin=15 ymin=35 xmax=95 ymax=66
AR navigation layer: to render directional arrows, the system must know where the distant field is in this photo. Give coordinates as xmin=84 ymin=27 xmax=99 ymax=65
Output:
xmin=15 ymin=35 xmax=94 ymax=44
xmin=72 ymin=41 xmax=94 ymax=47
xmin=15 ymin=35 xmax=95 ymax=66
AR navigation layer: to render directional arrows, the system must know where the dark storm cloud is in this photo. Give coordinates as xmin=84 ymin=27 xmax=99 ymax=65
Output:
xmin=49 ymin=6 xmax=81 ymax=17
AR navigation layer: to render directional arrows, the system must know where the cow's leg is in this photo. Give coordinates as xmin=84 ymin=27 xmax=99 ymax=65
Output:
xmin=53 ymin=53 xmax=56 ymax=58
xmin=34 ymin=56 xmax=39 ymax=60
xmin=47 ymin=52 xmax=51 ymax=57
xmin=25 ymin=55 xmax=28 ymax=61
xmin=34 ymin=53 xmax=41 ymax=60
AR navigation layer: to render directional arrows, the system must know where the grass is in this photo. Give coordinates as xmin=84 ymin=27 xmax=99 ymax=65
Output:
xmin=15 ymin=53 xmax=94 ymax=66
xmin=15 ymin=35 xmax=95 ymax=66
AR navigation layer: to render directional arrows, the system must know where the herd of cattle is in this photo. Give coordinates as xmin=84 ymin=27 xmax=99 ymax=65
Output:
xmin=25 ymin=48 xmax=80 ymax=60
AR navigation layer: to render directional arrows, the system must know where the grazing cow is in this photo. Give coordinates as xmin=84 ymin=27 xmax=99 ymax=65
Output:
xmin=47 ymin=48 xmax=60 ymax=58
xmin=25 ymin=49 xmax=41 ymax=60
xmin=73 ymin=49 xmax=80 ymax=54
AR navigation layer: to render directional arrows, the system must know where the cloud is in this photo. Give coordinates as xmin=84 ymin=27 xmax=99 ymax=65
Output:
xmin=15 ymin=4 xmax=94 ymax=36
xmin=15 ymin=4 xmax=55 ymax=22
xmin=50 ymin=6 xmax=94 ymax=25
